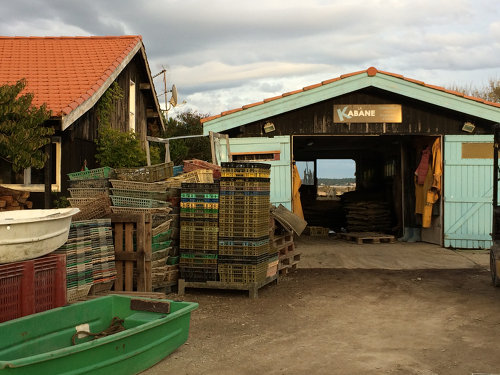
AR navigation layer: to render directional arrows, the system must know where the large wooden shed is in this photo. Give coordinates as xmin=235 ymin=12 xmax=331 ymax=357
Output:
xmin=202 ymin=67 xmax=500 ymax=249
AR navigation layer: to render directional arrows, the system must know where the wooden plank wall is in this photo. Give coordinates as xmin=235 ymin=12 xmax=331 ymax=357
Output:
xmin=230 ymin=87 xmax=494 ymax=138
xmin=58 ymin=54 xmax=160 ymax=192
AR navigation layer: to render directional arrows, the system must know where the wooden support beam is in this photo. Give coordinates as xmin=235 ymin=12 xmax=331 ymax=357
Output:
xmin=139 ymin=83 xmax=151 ymax=90
xmin=146 ymin=108 xmax=160 ymax=118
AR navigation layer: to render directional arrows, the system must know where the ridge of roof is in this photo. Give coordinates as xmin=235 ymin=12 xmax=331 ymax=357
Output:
xmin=201 ymin=67 xmax=500 ymax=123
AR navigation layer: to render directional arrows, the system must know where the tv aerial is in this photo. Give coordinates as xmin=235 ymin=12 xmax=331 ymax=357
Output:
xmin=153 ymin=68 xmax=186 ymax=115
xmin=169 ymin=84 xmax=178 ymax=107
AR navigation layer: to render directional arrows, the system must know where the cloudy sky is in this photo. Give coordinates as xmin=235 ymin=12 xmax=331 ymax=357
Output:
xmin=1 ymin=0 xmax=499 ymax=121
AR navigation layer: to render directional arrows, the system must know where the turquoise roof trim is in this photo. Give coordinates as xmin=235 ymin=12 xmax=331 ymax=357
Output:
xmin=203 ymin=70 xmax=500 ymax=135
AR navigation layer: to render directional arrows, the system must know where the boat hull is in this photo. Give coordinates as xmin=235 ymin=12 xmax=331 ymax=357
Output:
xmin=0 ymin=295 xmax=198 ymax=374
xmin=0 ymin=208 xmax=80 ymax=263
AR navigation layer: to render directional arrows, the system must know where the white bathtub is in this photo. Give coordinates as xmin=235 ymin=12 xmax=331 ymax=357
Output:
xmin=0 ymin=208 xmax=80 ymax=264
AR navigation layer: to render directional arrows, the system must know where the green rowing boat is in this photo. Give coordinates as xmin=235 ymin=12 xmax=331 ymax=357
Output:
xmin=0 ymin=295 xmax=198 ymax=374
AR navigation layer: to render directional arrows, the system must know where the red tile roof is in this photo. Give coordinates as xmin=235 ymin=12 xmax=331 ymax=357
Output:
xmin=201 ymin=67 xmax=500 ymax=123
xmin=0 ymin=36 xmax=142 ymax=117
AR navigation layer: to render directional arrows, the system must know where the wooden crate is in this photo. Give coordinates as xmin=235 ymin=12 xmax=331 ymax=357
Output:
xmin=111 ymin=213 xmax=152 ymax=292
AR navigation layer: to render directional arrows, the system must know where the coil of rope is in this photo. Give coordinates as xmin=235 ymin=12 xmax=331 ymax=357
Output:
xmin=72 ymin=317 xmax=125 ymax=345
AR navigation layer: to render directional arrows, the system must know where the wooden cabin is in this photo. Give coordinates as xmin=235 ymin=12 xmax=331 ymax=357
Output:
xmin=0 ymin=36 xmax=163 ymax=206
xmin=202 ymin=67 xmax=500 ymax=249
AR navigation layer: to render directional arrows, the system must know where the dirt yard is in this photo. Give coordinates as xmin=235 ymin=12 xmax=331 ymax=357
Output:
xmin=144 ymin=266 xmax=500 ymax=375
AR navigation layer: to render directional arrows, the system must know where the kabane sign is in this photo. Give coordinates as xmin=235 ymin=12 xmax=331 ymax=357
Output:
xmin=334 ymin=104 xmax=402 ymax=123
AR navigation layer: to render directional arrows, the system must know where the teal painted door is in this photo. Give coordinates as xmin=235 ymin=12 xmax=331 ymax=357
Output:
xmin=444 ymin=135 xmax=494 ymax=249
xmin=217 ymin=136 xmax=292 ymax=210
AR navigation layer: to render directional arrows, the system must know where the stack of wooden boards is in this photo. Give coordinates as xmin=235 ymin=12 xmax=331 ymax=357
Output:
xmin=341 ymin=191 xmax=392 ymax=232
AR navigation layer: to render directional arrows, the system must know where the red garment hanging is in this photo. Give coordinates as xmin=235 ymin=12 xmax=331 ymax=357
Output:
xmin=415 ymin=146 xmax=431 ymax=185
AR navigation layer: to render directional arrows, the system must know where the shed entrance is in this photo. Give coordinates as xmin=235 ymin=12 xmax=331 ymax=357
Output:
xmin=293 ymin=135 xmax=443 ymax=245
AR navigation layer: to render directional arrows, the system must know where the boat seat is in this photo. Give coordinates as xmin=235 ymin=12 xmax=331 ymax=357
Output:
xmin=124 ymin=312 xmax=166 ymax=328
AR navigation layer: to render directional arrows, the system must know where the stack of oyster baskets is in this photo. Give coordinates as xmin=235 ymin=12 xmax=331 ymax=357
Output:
xmin=179 ymin=182 xmax=219 ymax=282
xmin=218 ymin=162 xmax=277 ymax=283
xmin=108 ymin=162 xmax=177 ymax=288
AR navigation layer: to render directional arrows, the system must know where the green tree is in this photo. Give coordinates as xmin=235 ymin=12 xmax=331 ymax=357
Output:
xmin=163 ymin=111 xmax=212 ymax=165
xmin=95 ymin=126 xmax=147 ymax=168
xmin=0 ymin=79 xmax=53 ymax=172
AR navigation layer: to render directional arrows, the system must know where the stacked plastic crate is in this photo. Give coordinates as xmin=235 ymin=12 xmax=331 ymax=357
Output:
xmin=0 ymin=254 xmax=66 ymax=323
xmin=108 ymin=179 xmax=174 ymax=289
xmin=218 ymin=162 xmax=274 ymax=284
xmin=67 ymin=167 xmax=114 ymax=220
xmin=69 ymin=219 xmax=116 ymax=292
xmin=179 ymin=182 xmax=219 ymax=282
xmin=55 ymin=224 xmax=94 ymax=302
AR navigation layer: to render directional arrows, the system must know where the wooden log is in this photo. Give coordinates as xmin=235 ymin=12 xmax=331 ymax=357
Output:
xmin=0 ymin=196 xmax=13 ymax=203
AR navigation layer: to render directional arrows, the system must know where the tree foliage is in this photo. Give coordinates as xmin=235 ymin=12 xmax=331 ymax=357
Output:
xmin=96 ymin=82 xmax=124 ymax=127
xmin=449 ymin=78 xmax=500 ymax=103
xmin=0 ymin=79 xmax=53 ymax=172
xmin=163 ymin=111 xmax=212 ymax=165
xmin=95 ymin=126 xmax=147 ymax=168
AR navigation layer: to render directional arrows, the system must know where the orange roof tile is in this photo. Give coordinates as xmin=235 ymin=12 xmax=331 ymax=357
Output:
xmin=0 ymin=36 xmax=142 ymax=117
xmin=201 ymin=66 xmax=500 ymax=123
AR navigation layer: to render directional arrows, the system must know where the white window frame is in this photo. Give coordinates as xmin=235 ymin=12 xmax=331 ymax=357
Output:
xmin=1 ymin=136 xmax=62 ymax=192
xmin=129 ymin=80 xmax=136 ymax=132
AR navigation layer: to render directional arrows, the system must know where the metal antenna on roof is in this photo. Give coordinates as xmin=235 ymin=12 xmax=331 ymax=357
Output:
xmin=153 ymin=67 xmax=186 ymax=120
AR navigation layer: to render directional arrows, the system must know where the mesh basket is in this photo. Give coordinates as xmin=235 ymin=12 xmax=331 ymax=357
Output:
xmin=72 ymin=195 xmax=112 ymax=221
xmin=115 ymin=162 xmax=174 ymax=183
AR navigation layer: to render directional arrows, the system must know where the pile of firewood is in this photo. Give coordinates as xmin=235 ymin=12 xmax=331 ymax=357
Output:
xmin=0 ymin=186 xmax=32 ymax=211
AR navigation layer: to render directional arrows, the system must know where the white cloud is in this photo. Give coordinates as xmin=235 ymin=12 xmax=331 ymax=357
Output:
xmin=1 ymin=0 xmax=499 ymax=117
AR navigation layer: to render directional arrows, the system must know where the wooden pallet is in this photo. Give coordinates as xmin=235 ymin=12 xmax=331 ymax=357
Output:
xmin=276 ymin=241 xmax=295 ymax=256
xmin=307 ymin=226 xmax=329 ymax=236
xmin=337 ymin=232 xmax=396 ymax=244
xmin=279 ymin=264 xmax=298 ymax=275
xmin=271 ymin=232 xmax=293 ymax=249
xmin=278 ymin=251 xmax=301 ymax=275
xmin=177 ymin=274 xmax=278 ymax=298
xmin=112 ymin=213 xmax=152 ymax=292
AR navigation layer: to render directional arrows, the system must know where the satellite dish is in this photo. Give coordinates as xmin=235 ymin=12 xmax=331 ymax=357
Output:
xmin=169 ymin=85 xmax=178 ymax=107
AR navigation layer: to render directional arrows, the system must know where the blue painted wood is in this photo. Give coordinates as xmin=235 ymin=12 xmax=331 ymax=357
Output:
xmin=217 ymin=136 xmax=292 ymax=210
xmin=203 ymin=72 xmax=500 ymax=134
xmin=444 ymin=134 xmax=494 ymax=249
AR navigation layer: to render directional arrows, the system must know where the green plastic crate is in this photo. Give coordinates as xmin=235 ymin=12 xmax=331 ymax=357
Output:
xmin=167 ymin=256 xmax=180 ymax=265
xmin=68 ymin=167 xmax=114 ymax=181
xmin=152 ymin=240 xmax=172 ymax=252
xmin=152 ymin=229 xmax=173 ymax=244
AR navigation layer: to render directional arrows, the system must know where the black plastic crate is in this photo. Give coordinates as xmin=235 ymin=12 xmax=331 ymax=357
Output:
xmin=180 ymin=266 xmax=219 ymax=282
xmin=221 ymin=162 xmax=271 ymax=170
xmin=218 ymin=253 xmax=269 ymax=265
